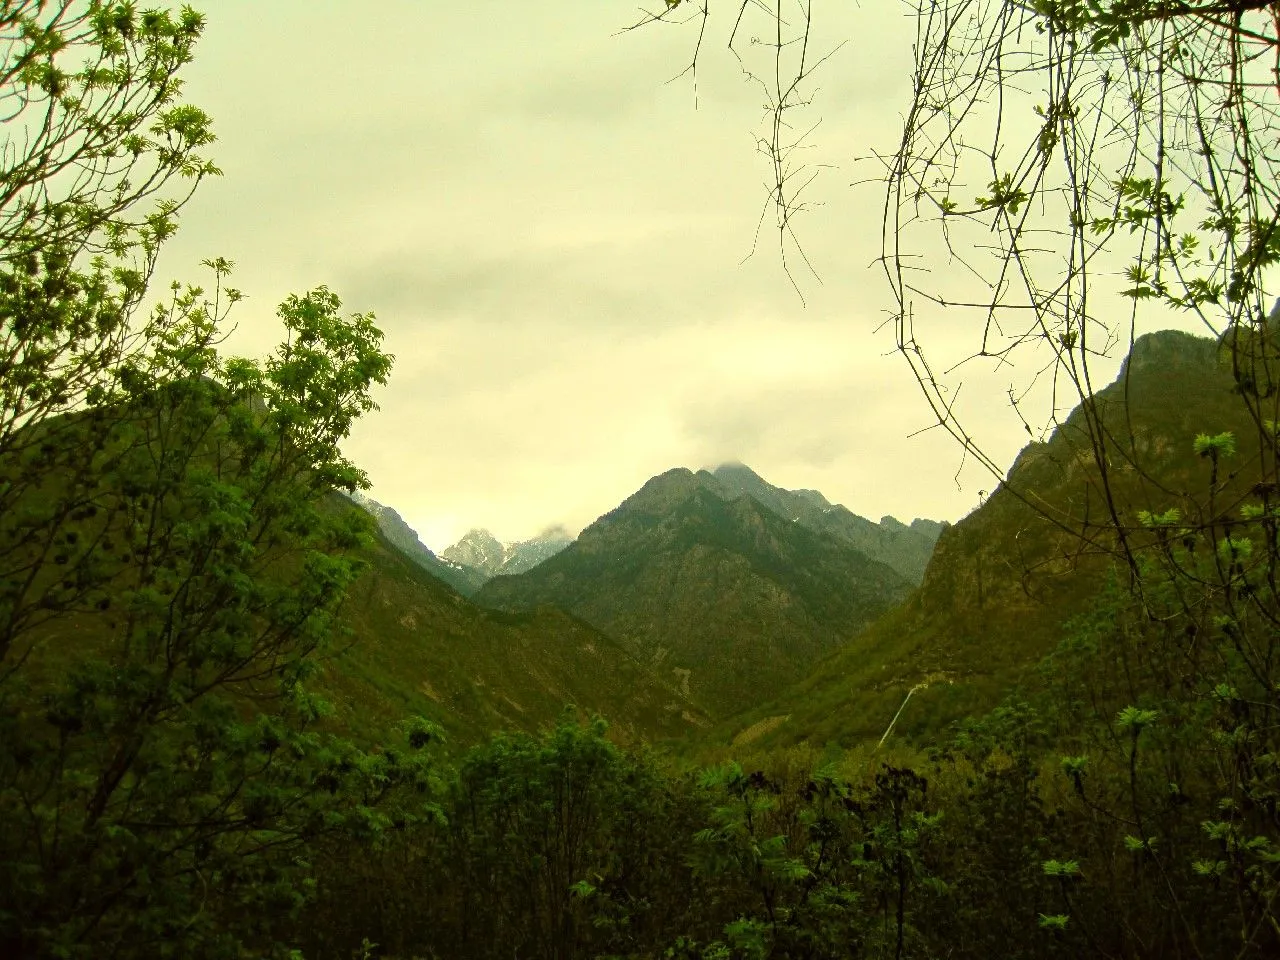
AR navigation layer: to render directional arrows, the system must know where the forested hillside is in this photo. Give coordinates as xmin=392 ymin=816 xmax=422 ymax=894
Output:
xmin=325 ymin=499 xmax=707 ymax=746
xmin=716 ymin=329 xmax=1252 ymax=749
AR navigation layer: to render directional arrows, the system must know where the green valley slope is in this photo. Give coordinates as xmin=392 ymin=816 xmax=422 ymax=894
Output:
xmin=323 ymin=502 xmax=709 ymax=748
xmin=720 ymin=329 xmax=1263 ymax=750
xmin=1 ymin=396 xmax=707 ymax=753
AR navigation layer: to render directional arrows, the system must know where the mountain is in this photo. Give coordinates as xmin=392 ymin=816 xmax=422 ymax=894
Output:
xmin=473 ymin=467 xmax=914 ymax=717
xmin=15 ymin=490 xmax=709 ymax=752
xmin=348 ymin=493 xmax=487 ymax=595
xmin=710 ymin=462 xmax=945 ymax=582
xmin=320 ymin=498 xmax=708 ymax=748
xmin=4 ymin=397 xmax=707 ymax=753
xmin=441 ymin=528 xmax=506 ymax=574
xmin=441 ymin=526 xmax=574 ymax=581
xmin=502 ymin=526 xmax=575 ymax=574
xmin=718 ymin=329 xmax=1260 ymax=751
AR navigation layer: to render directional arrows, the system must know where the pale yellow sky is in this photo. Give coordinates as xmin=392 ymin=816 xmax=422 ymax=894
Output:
xmin=145 ymin=1 xmax=1148 ymax=550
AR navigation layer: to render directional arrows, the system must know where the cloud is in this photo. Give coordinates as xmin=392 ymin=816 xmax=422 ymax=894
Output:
xmin=682 ymin=382 xmax=890 ymax=469
xmin=146 ymin=0 xmax=1059 ymax=551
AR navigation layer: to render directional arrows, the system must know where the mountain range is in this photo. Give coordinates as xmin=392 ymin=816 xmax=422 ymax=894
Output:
xmin=716 ymin=329 xmax=1255 ymax=750
xmin=474 ymin=466 xmax=928 ymax=716
xmin=321 ymin=502 xmax=709 ymax=747
xmin=347 ymin=492 xmax=488 ymax=595
xmin=21 ymin=328 xmax=1230 ymax=755
xmin=346 ymin=459 xmax=947 ymax=728
xmin=346 ymin=458 xmax=950 ymax=727
xmin=441 ymin=526 xmax=574 ymax=578
xmin=5 ymin=420 xmax=714 ymax=752
xmin=314 ymin=329 xmax=1280 ymax=753
xmin=347 ymin=494 xmax=575 ymax=595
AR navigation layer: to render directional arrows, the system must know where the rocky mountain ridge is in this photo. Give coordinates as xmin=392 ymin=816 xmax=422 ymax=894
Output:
xmin=708 ymin=462 xmax=944 ymax=582
xmin=346 ymin=492 xmax=487 ymax=595
xmin=474 ymin=466 xmax=917 ymax=717
xmin=442 ymin=526 xmax=574 ymax=580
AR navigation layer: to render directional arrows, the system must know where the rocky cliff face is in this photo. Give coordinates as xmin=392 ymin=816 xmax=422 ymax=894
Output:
xmin=441 ymin=528 xmax=507 ymax=575
xmin=474 ymin=467 xmax=913 ymax=717
xmin=441 ymin=526 xmax=574 ymax=581
xmin=710 ymin=463 xmax=944 ymax=583
xmin=347 ymin=493 xmax=487 ymax=595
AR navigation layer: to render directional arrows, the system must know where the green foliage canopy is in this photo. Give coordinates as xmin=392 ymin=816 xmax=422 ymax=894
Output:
xmin=0 ymin=4 xmax=422 ymax=958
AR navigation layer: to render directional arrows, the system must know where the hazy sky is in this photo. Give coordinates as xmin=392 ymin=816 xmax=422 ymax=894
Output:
xmin=147 ymin=0 xmax=1138 ymax=550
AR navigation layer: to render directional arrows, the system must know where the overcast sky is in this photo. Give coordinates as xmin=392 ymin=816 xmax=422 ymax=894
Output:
xmin=147 ymin=0 xmax=1142 ymax=550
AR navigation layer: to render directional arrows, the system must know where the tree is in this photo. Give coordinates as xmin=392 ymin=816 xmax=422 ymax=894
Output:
xmin=0 ymin=5 xmax=427 ymax=958
xmin=0 ymin=0 xmax=221 ymax=461
xmin=637 ymin=0 xmax=1278 ymax=544
xmin=0 ymin=0 xmax=228 ymax=667
xmin=640 ymin=0 xmax=1280 ymax=952
xmin=881 ymin=0 xmax=1280 ymax=519
xmin=0 ymin=278 xmax=418 ymax=959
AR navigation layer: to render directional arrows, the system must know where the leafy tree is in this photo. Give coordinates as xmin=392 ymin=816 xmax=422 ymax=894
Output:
xmin=0 ymin=0 xmax=229 ymax=666
xmin=0 ymin=4 xmax=428 ymax=957
xmin=297 ymin=713 xmax=707 ymax=960
xmin=0 ymin=1 xmax=221 ymax=488
xmin=445 ymin=713 xmax=660 ymax=960
xmin=1031 ymin=549 xmax=1280 ymax=955
xmin=0 ymin=285 xmax=412 ymax=959
xmin=643 ymin=0 xmax=1278 ymax=509
xmin=922 ymin=704 xmax=1077 ymax=958
xmin=876 ymin=0 xmax=1280 ymax=541
xmin=639 ymin=4 xmax=1280 ymax=953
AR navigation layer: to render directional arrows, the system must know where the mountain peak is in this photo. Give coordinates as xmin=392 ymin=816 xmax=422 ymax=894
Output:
xmin=441 ymin=529 xmax=505 ymax=573
xmin=441 ymin=526 xmax=573 ymax=580
xmin=711 ymin=461 xmax=767 ymax=482
xmin=1124 ymin=328 xmax=1220 ymax=376
xmin=647 ymin=466 xmax=698 ymax=485
xmin=345 ymin=492 xmax=488 ymax=595
xmin=609 ymin=467 xmax=721 ymax=520
xmin=707 ymin=464 xmax=942 ymax=582
xmin=475 ymin=464 xmax=914 ymax=717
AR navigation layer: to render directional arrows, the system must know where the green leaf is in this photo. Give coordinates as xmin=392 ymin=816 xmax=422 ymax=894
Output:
xmin=1116 ymin=706 xmax=1158 ymax=732
xmin=1060 ymin=755 xmax=1088 ymax=777
xmin=1041 ymin=859 xmax=1081 ymax=878
xmin=1193 ymin=431 xmax=1236 ymax=459
xmin=1123 ymin=835 xmax=1156 ymax=853
xmin=1137 ymin=507 xmax=1181 ymax=528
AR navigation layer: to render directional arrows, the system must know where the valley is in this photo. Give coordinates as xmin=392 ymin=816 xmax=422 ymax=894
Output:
xmin=336 ymin=329 xmax=1251 ymax=756
xmin=6 ymin=2 xmax=1279 ymax=956
xmin=345 ymin=459 xmax=941 ymax=731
